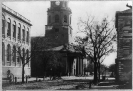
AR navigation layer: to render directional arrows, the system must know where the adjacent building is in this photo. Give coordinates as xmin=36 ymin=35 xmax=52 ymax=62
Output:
xmin=115 ymin=6 xmax=132 ymax=82
xmin=2 ymin=4 xmax=32 ymax=79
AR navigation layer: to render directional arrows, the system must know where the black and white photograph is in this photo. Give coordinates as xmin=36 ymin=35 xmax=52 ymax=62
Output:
xmin=1 ymin=0 xmax=132 ymax=90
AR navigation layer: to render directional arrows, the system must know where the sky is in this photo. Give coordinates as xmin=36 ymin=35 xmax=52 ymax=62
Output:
xmin=3 ymin=0 xmax=132 ymax=67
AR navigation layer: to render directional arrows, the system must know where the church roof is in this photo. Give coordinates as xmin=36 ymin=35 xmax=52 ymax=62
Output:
xmin=47 ymin=44 xmax=82 ymax=54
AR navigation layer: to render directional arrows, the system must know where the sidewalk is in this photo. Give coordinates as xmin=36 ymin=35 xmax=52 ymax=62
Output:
xmin=2 ymin=77 xmax=50 ymax=84
xmin=91 ymin=78 xmax=118 ymax=89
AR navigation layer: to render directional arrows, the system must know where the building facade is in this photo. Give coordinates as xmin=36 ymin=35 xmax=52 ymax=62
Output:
xmin=115 ymin=7 xmax=132 ymax=82
xmin=2 ymin=4 xmax=32 ymax=79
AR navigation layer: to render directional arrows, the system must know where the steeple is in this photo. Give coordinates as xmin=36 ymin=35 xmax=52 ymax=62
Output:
xmin=45 ymin=1 xmax=72 ymax=47
xmin=48 ymin=1 xmax=71 ymax=11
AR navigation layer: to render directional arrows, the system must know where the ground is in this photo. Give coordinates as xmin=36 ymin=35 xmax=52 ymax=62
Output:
xmin=3 ymin=79 xmax=89 ymax=90
xmin=2 ymin=76 xmax=132 ymax=90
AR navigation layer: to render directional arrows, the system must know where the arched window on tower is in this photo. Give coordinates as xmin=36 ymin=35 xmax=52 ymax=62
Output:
xmin=7 ymin=18 xmax=11 ymax=38
xmin=55 ymin=14 xmax=59 ymax=23
xmin=13 ymin=21 xmax=16 ymax=39
xmin=2 ymin=42 xmax=5 ymax=66
xmin=48 ymin=15 xmax=51 ymax=23
xmin=64 ymin=15 xmax=67 ymax=23
xmin=7 ymin=44 xmax=11 ymax=66
xmin=2 ymin=15 xmax=5 ymax=38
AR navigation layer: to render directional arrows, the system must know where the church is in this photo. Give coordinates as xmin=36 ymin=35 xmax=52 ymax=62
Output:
xmin=31 ymin=1 xmax=85 ymax=77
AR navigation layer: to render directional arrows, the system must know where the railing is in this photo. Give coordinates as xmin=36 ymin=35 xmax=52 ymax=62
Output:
xmin=13 ymin=37 xmax=16 ymax=42
xmin=26 ymin=42 xmax=29 ymax=45
xmin=2 ymin=4 xmax=31 ymax=23
xmin=17 ymin=39 xmax=21 ymax=43
xmin=22 ymin=40 xmax=25 ymax=44
xmin=7 ymin=35 xmax=11 ymax=39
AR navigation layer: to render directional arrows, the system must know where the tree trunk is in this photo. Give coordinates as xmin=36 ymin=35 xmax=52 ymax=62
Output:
xmin=94 ymin=62 xmax=98 ymax=84
xmin=98 ymin=62 xmax=100 ymax=82
xmin=22 ymin=65 xmax=25 ymax=83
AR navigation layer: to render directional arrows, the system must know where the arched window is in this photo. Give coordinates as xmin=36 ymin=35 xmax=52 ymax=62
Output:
xmin=18 ymin=23 xmax=21 ymax=40
xmin=48 ymin=15 xmax=51 ymax=23
xmin=2 ymin=15 xmax=5 ymax=37
xmin=7 ymin=44 xmax=11 ymax=66
xmin=22 ymin=48 xmax=25 ymax=62
xmin=70 ymin=16 xmax=71 ymax=24
xmin=55 ymin=14 xmax=59 ymax=23
xmin=64 ymin=15 xmax=67 ymax=23
xmin=13 ymin=21 xmax=16 ymax=39
xmin=2 ymin=42 xmax=5 ymax=66
xmin=13 ymin=46 xmax=16 ymax=66
xmin=26 ymin=49 xmax=29 ymax=67
xmin=7 ymin=18 xmax=11 ymax=38
xmin=26 ymin=28 xmax=29 ymax=43
xmin=22 ymin=26 xmax=25 ymax=41
xmin=17 ymin=47 xmax=21 ymax=66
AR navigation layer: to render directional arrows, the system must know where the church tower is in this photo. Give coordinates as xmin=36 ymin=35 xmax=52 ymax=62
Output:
xmin=45 ymin=1 xmax=72 ymax=47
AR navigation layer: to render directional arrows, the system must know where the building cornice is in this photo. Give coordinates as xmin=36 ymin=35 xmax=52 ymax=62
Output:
xmin=2 ymin=4 xmax=32 ymax=26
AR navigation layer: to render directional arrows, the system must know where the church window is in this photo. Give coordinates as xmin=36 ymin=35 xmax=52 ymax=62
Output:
xmin=64 ymin=15 xmax=67 ymax=23
xmin=55 ymin=14 xmax=59 ymax=23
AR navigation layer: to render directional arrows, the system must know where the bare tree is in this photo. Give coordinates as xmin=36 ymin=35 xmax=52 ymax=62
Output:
xmin=11 ymin=37 xmax=45 ymax=83
xmin=74 ymin=16 xmax=116 ymax=84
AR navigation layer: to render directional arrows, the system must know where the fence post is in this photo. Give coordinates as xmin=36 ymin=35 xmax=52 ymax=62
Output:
xmin=15 ymin=77 xmax=17 ymax=84
xmin=36 ymin=77 xmax=38 ymax=82
xmin=89 ymin=81 xmax=92 ymax=89
xmin=26 ymin=76 xmax=28 ymax=83
xmin=12 ymin=75 xmax=14 ymax=83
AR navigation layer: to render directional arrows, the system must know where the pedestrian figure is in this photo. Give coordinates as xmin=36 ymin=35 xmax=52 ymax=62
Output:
xmin=7 ymin=70 xmax=12 ymax=83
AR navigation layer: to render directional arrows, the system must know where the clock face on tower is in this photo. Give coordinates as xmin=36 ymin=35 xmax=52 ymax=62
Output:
xmin=55 ymin=1 xmax=60 ymax=6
